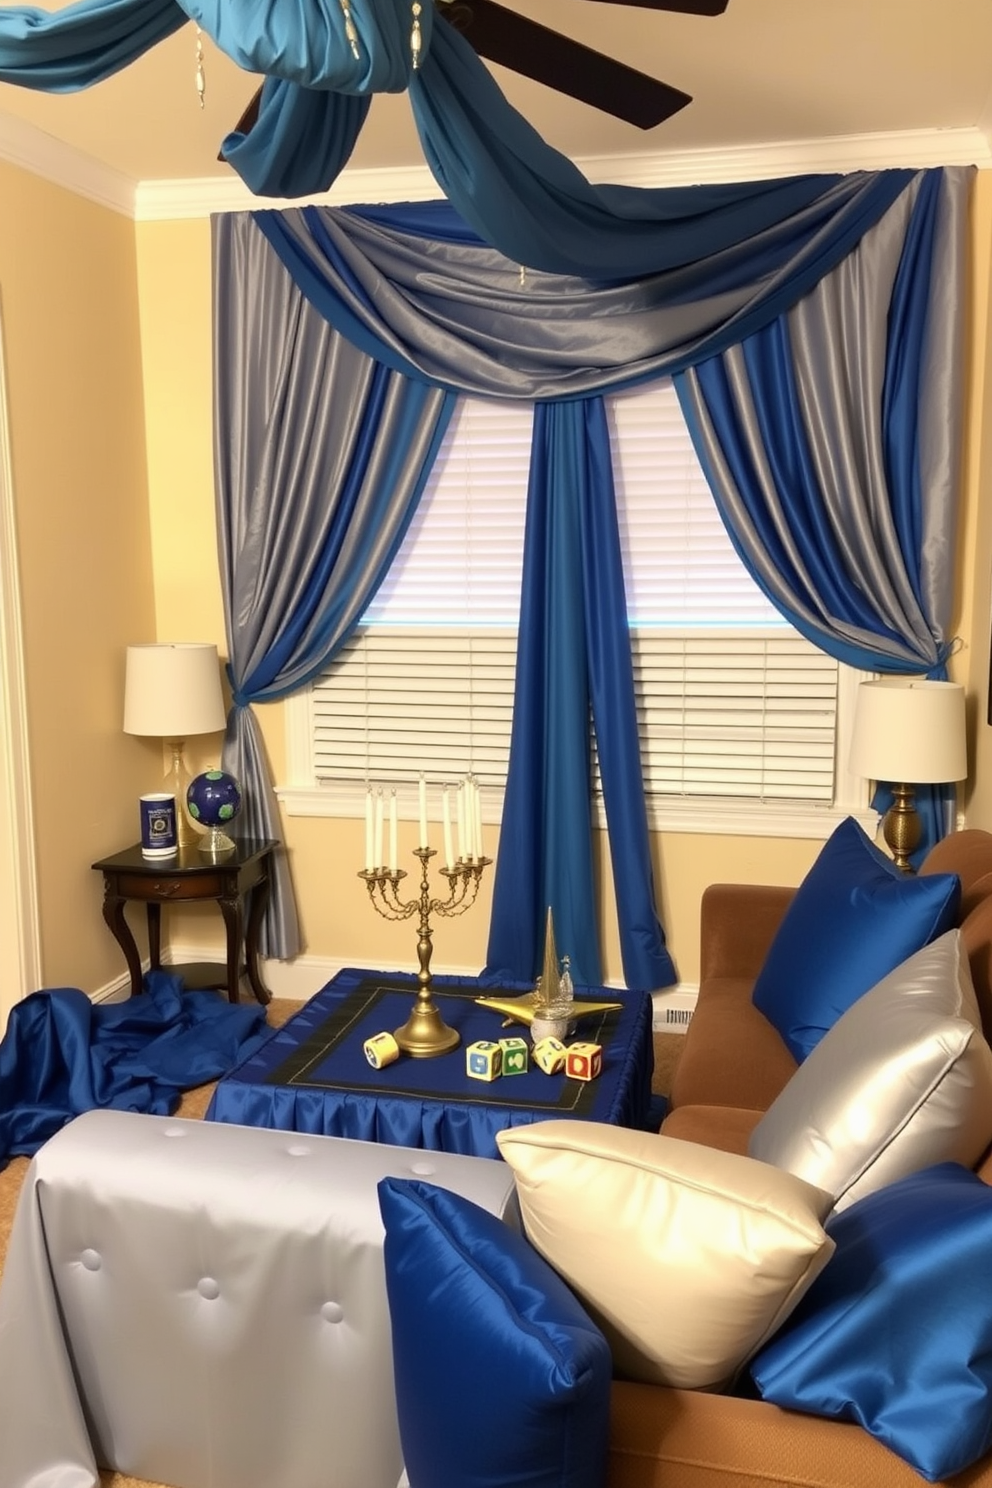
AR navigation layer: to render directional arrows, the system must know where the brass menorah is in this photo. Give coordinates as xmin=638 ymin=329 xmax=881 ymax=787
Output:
xmin=359 ymin=846 xmax=491 ymax=1056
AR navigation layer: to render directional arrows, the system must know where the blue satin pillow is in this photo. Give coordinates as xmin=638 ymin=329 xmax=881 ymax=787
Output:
xmin=751 ymin=1163 xmax=992 ymax=1482
xmin=378 ymin=1177 xmax=612 ymax=1488
xmin=752 ymin=816 xmax=960 ymax=1061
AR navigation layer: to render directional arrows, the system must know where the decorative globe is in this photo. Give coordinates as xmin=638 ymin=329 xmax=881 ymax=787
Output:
xmin=187 ymin=769 xmax=242 ymax=828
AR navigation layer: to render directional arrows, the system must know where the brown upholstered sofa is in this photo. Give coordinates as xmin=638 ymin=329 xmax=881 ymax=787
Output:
xmin=607 ymin=827 xmax=992 ymax=1488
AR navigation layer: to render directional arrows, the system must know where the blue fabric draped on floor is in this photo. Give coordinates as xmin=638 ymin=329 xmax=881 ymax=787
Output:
xmin=0 ymin=971 xmax=269 ymax=1168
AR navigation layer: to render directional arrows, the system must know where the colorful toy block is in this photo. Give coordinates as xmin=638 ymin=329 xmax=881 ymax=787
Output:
xmin=363 ymin=1031 xmax=400 ymax=1069
xmin=565 ymin=1041 xmax=602 ymax=1082
xmin=466 ymin=1040 xmax=503 ymax=1081
xmin=498 ymin=1036 xmax=529 ymax=1075
xmin=532 ymin=1035 xmax=567 ymax=1075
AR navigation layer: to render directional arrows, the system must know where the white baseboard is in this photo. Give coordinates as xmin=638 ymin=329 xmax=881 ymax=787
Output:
xmin=94 ymin=943 xmax=699 ymax=1032
xmin=90 ymin=968 xmax=139 ymax=1004
xmin=159 ymin=944 xmax=491 ymax=1003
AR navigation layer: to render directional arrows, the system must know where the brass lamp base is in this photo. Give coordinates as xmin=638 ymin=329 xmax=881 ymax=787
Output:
xmin=393 ymin=995 xmax=461 ymax=1058
xmin=165 ymin=738 xmax=200 ymax=851
xmin=880 ymin=781 xmax=920 ymax=874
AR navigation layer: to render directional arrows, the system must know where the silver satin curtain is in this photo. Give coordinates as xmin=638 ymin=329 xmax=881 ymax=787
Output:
xmin=256 ymin=174 xmax=918 ymax=399
xmin=674 ymin=168 xmax=968 ymax=674
xmin=213 ymin=216 xmax=453 ymax=959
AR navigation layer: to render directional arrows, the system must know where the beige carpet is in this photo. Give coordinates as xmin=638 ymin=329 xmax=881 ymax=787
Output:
xmin=0 ymin=1004 xmax=682 ymax=1488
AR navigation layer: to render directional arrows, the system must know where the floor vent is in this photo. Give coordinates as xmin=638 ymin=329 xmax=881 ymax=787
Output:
xmin=651 ymin=985 xmax=698 ymax=1034
xmin=663 ymin=1005 xmax=693 ymax=1027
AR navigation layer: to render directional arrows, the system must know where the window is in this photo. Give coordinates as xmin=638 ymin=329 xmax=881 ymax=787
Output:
xmin=283 ymin=382 xmax=868 ymax=836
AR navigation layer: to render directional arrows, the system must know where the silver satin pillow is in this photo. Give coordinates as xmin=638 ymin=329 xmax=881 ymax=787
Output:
xmin=749 ymin=930 xmax=992 ymax=1212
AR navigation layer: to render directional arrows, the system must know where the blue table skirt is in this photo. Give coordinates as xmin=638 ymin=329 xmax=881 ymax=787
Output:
xmin=206 ymin=968 xmax=655 ymax=1159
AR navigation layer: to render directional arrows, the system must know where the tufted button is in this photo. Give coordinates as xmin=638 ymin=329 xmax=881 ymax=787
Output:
xmin=198 ymin=1277 xmax=220 ymax=1300
xmin=80 ymin=1249 xmax=101 ymax=1271
xmin=286 ymin=1143 xmax=311 ymax=1157
xmin=408 ymin=1161 xmax=436 ymax=1177
xmin=320 ymin=1300 xmax=344 ymax=1324
xmin=162 ymin=1125 xmax=188 ymax=1138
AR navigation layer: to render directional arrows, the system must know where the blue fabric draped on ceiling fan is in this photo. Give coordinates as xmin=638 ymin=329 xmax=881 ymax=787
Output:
xmin=0 ymin=0 xmax=906 ymax=278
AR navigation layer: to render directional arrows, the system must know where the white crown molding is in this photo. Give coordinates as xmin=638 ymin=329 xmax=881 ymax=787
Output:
xmin=133 ymin=163 xmax=444 ymax=221
xmin=0 ymin=104 xmax=988 ymax=221
xmin=134 ymin=125 xmax=992 ymax=221
xmin=0 ymin=112 xmax=136 ymax=217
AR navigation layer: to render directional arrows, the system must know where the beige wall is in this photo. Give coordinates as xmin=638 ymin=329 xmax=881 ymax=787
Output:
xmin=0 ymin=162 xmax=160 ymax=990
xmin=127 ymin=173 xmax=990 ymax=988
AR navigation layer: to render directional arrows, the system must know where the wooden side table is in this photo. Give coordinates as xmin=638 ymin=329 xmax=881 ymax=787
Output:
xmin=91 ymin=839 xmax=278 ymax=1005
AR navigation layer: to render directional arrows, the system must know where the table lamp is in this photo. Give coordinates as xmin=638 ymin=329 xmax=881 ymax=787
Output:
xmin=848 ymin=678 xmax=967 ymax=872
xmin=123 ymin=643 xmax=227 ymax=850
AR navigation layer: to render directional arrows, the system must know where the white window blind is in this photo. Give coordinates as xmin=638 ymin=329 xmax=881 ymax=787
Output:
xmin=364 ymin=398 xmax=530 ymax=626
xmin=609 ymin=384 xmax=781 ymax=625
xmin=309 ymin=382 xmax=840 ymax=807
xmin=628 ymin=632 xmax=838 ymax=801
xmin=314 ymin=628 xmax=517 ymax=788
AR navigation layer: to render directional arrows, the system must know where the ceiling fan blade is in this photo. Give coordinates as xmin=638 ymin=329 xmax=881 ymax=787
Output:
xmin=583 ymin=0 xmax=728 ymax=12
xmin=230 ymin=88 xmax=262 ymax=138
xmin=218 ymin=85 xmax=262 ymax=161
xmin=440 ymin=0 xmax=692 ymax=129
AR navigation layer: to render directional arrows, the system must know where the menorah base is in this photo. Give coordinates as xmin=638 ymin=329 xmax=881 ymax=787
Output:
xmin=393 ymin=999 xmax=461 ymax=1058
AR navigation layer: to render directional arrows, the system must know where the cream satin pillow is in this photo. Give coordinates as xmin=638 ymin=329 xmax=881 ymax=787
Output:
xmin=495 ymin=1122 xmax=834 ymax=1390
xmin=749 ymin=930 xmax=992 ymax=1212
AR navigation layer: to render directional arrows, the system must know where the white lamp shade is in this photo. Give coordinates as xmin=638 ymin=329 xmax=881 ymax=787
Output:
xmin=123 ymin=643 xmax=227 ymax=739
xmin=849 ymin=679 xmax=967 ymax=785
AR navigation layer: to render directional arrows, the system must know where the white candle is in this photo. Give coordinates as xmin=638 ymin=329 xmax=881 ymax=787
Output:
xmin=442 ymin=787 xmax=454 ymax=870
xmin=364 ymin=788 xmax=374 ymax=872
xmin=418 ymin=774 xmax=429 ymax=849
xmin=461 ymin=779 xmax=472 ymax=863
xmin=389 ymin=790 xmax=398 ymax=872
xmin=465 ymin=776 xmax=476 ymax=862
xmin=374 ymin=789 xmax=384 ymax=871
xmin=474 ymin=780 xmax=484 ymax=861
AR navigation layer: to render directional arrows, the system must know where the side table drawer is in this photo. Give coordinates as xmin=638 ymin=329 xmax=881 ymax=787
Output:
xmin=113 ymin=871 xmax=227 ymax=901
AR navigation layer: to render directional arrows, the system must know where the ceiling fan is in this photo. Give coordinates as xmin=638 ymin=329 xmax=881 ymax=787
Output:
xmin=436 ymin=0 xmax=729 ymax=130
xmin=228 ymin=0 xmax=728 ymax=144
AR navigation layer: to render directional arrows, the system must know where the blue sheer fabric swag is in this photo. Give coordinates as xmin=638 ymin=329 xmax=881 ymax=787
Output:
xmin=0 ymin=0 xmax=185 ymax=90
xmin=0 ymin=0 xmax=911 ymax=282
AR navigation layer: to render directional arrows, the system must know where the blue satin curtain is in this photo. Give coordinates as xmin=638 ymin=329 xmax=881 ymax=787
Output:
xmin=674 ymin=172 xmax=965 ymax=861
xmin=217 ymin=357 xmax=455 ymax=959
xmin=485 ymin=398 xmax=674 ymax=990
xmin=213 ymin=217 xmax=456 ymax=956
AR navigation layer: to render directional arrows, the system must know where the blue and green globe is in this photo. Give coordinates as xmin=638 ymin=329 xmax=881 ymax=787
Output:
xmin=187 ymin=769 xmax=242 ymax=828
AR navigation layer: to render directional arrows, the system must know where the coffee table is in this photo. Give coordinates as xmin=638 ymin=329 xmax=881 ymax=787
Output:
xmin=206 ymin=967 xmax=655 ymax=1159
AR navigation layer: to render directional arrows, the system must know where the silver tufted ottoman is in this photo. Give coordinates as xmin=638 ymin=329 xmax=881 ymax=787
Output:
xmin=0 ymin=1108 xmax=519 ymax=1488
